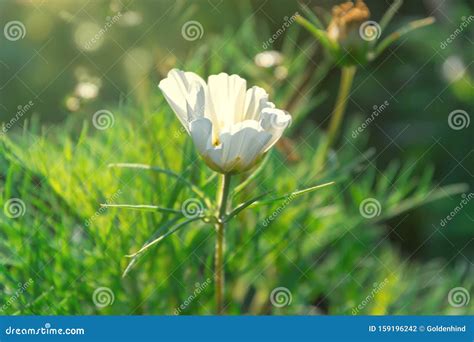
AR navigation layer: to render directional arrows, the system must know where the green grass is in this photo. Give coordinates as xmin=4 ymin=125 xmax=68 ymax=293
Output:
xmin=0 ymin=94 xmax=471 ymax=315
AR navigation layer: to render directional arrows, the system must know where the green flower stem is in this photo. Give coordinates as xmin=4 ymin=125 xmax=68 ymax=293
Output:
xmin=316 ymin=65 xmax=357 ymax=169
xmin=215 ymin=173 xmax=231 ymax=314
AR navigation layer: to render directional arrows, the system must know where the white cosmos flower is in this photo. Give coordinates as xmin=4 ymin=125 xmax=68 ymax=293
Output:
xmin=158 ymin=69 xmax=292 ymax=174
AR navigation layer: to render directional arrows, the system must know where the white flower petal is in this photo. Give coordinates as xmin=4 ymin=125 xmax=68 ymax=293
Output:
xmin=207 ymin=73 xmax=247 ymax=128
xmin=260 ymin=108 xmax=292 ymax=151
xmin=189 ymin=118 xmax=213 ymax=156
xmin=206 ymin=121 xmax=272 ymax=173
xmin=185 ymin=82 xmax=205 ymax=121
xmin=158 ymin=69 xmax=206 ymax=131
xmin=243 ymin=86 xmax=273 ymax=121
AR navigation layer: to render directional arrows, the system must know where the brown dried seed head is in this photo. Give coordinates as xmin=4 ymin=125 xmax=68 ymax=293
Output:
xmin=327 ymin=0 xmax=370 ymax=42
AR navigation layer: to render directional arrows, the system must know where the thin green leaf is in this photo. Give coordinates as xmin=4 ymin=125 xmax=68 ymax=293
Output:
xmin=379 ymin=0 xmax=403 ymax=32
xmin=281 ymin=19 xmax=302 ymax=56
xmin=416 ymin=164 xmax=435 ymax=195
xmin=108 ymin=163 xmax=210 ymax=206
xmin=122 ymin=217 xmax=182 ymax=277
xmin=225 ymin=191 xmax=273 ymax=222
xmin=100 ymin=203 xmax=182 ymax=215
xmin=299 ymin=2 xmax=325 ymax=30
xmin=125 ymin=216 xmax=202 ymax=258
xmin=376 ymin=160 xmax=400 ymax=194
xmin=296 ymin=15 xmax=339 ymax=56
xmin=378 ymin=183 xmax=468 ymax=221
xmin=203 ymin=173 xmax=218 ymax=187
xmin=373 ymin=17 xmax=435 ymax=59
xmin=250 ymin=181 xmax=335 ymax=207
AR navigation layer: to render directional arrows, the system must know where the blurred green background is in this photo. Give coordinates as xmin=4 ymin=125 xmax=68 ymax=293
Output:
xmin=0 ymin=0 xmax=472 ymax=315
